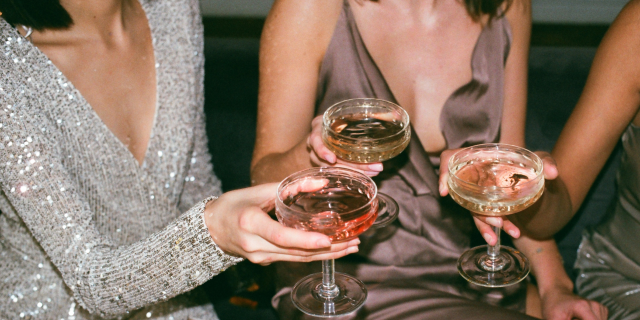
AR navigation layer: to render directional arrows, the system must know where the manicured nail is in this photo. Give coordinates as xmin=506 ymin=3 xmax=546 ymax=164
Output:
xmin=482 ymin=233 xmax=493 ymax=244
xmin=369 ymin=163 xmax=383 ymax=171
xmin=347 ymin=247 xmax=359 ymax=254
xmin=317 ymin=239 xmax=331 ymax=247
xmin=486 ymin=217 xmax=502 ymax=227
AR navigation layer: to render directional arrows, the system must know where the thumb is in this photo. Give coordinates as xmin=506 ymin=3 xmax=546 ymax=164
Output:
xmin=535 ymin=151 xmax=559 ymax=180
xmin=439 ymin=149 xmax=458 ymax=196
xmin=570 ymin=302 xmax=600 ymax=320
xmin=234 ymin=182 xmax=279 ymax=208
xmin=259 ymin=216 xmax=333 ymax=249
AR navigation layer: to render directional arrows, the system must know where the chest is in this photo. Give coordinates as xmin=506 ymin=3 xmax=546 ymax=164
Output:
xmin=1 ymin=0 xmax=206 ymax=246
xmin=350 ymin=1 xmax=485 ymax=152
xmin=36 ymin=31 xmax=157 ymax=165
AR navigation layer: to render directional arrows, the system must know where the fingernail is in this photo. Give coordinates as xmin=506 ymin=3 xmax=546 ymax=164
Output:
xmin=317 ymin=239 xmax=331 ymax=247
xmin=507 ymin=229 xmax=518 ymax=237
xmin=369 ymin=163 xmax=383 ymax=171
xmin=439 ymin=182 xmax=445 ymax=195
xmin=347 ymin=247 xmax=359 ymax=254
xmin=482 ymin=233 xmax=493 ymax=244
xmin=348 ymin=239 xmax=361 ymax=246
xmin=325 ymin=154 xmax=336 ymax=163
xmin=486 ymin=217 xmax=502 ymax=227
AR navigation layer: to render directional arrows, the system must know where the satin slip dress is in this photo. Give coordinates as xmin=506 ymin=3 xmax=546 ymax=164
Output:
xmin=272 ymin=2 xmax=533 ymax=319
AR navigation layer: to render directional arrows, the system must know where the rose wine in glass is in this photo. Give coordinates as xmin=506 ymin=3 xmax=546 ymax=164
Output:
xmin=448 ymin=144 xmax=544 ymax=287
xmin=276 ymin=167 xmax=379 ymax=317
xmin=321 ymin=98 xmax=410 ymax=227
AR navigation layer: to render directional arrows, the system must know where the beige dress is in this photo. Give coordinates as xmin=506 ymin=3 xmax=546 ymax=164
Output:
xmin=272 ymin=1 xmax=532 ymax=319
xmin=0 ymin=0 xmax=242 ymax=318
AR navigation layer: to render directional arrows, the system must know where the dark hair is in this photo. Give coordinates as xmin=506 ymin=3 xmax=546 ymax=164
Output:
xmin=365 ymin=0 xmax=512 ymax=21
xmin=464 ymin=0 xmax=513 ymax=21
xmin=0 ymin=0 xmax=72 ymax=30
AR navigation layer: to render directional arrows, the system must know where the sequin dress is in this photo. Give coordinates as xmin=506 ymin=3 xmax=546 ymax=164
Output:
xmin=574 ymin=124 xmax=640 ymax=319
xmin=0 ymin=0 xmax=242 ymax=319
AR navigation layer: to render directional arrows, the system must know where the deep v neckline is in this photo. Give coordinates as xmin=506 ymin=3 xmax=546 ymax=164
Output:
xmin=21 ymin=0 xmax=160 ymax=169
xmin=344 ymin=0 xmax=492 ymax=152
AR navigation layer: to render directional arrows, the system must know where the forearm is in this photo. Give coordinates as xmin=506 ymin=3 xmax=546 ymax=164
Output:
xmin=510 ymin=177 xmax=574 ymax=239
xmin=253 ymin=0 xmax=342 ymax=187
xmin=512 ymin=235 xmax=573 ymax=298
xmin=78 ymin=201 xmax=241 ymax=317
xmin=251 ymin=139 xmax=314 ymax=185
xmin=515 ymin=1 xmax=640 ymax=239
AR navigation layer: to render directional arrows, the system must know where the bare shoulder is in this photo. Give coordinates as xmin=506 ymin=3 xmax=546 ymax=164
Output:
xmin=503 ymin=0 xmax=531 ymax=40
xmin=608 ymin=0 xmax=640 ymax=41
xmin=596 ymin=0 xmax=640 ymax=86
xmin=261 ymin=0 xmax=342 ymax=64
xmin=502 ymin=0 xmax=531 ymax=56
xmin=619 ymin=0 xmax=640 ymax=20
xmin=610 ymin=0 xmax=640 ymax=38
xmin=504 ymin=0 xmax=531 ymax=19
xmin=504 ymin=0 xmax=531 ymax=24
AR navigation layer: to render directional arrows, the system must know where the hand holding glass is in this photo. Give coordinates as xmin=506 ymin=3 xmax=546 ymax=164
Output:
xmin=447 ymin=143 xmax=544 ymax=287
xmin=276 ymin=167 xmax=381 ymax=317
xmin=321 ymin=98 xmax=410 ymax=227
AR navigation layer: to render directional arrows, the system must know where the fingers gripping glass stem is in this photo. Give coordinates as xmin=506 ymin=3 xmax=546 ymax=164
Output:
xmin=276 ymin=167 xmax=380 ymax=317
xmin=448 ymin=144 xmax=543 ymax=287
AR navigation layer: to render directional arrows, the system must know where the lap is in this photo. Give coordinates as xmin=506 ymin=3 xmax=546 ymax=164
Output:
xmin=272 ymin=279 xmax=533 ymax=320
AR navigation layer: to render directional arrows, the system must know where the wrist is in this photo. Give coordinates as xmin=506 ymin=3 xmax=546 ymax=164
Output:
xmin=537 ymin=274 xmax=574 ymax=300
xmin=203 ymin=195 xmax=220 ymax=237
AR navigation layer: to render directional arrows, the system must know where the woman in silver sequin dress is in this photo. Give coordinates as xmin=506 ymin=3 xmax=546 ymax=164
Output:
xmin=0 ymin=0 xmax=359 ymax=319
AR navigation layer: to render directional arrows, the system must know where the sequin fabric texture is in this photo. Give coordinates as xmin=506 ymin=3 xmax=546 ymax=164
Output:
xmin=0 ymin=0 xmax=243 ymax=318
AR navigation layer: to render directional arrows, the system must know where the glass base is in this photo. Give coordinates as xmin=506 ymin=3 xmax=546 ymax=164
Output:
xmin=371 ymin=193 xmax=398 ymax=228
xmin=457 ymin=245 xmax=530 ymax=288
xmin=291 ymin=272 xmax=367 ymax=318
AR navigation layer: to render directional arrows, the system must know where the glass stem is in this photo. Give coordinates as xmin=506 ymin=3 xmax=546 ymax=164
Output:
xmin=487 ymin=226 xmax=501 ymax=258
xmin=479 ymin=225 xmax=507 ymax=272
xmin=318 ymin=259 xmax=339 ymax=299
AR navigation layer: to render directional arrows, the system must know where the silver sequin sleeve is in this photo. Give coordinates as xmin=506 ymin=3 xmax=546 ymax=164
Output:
xmin=0 ymin=107 xmax=241 ymax=318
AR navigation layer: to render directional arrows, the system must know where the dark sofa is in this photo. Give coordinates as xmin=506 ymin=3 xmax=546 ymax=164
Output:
xmin=203 ymin=38 xmax=619 ymax=319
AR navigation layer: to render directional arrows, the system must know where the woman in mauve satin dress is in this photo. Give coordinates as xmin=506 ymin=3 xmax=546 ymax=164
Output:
xmin=251 ymin=0 xmax=606 ymax=319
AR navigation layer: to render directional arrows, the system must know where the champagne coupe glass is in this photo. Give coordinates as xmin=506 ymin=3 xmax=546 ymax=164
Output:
xmin=322 ymin=98 xmax=411 ymax=227
xmin=276 ymin=167 xmax=379 ymax=317
xmin=447 ymin=143 xmax=544 ymax=287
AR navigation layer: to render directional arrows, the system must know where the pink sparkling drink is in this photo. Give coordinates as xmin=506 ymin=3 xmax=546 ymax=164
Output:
xmin=275 ymin=167 xmax=379 ymax=317
xmin=276 ymin=167 xmax=378 ymax=242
